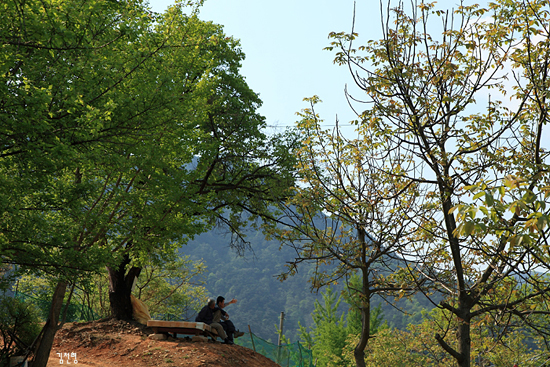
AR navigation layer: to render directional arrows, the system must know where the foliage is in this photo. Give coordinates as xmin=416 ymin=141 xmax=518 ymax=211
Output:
xmin=0 ymin=0 xmax=295 ymax=295
xmin=13 ymin=255 xmax=207 ymax=322
xmin=1 ymin=0 xmax=295 ymax=362
xmin=134 ymin=255 xmax=207 ymax=321
xmin=70 ymin=272 xmax=111 ymax=321
xmin=300 ymin=287 xmax=349 ymax=367
xmin=15 ymin=270 xmax=114 ymax=322
xmin=271 ymin=91 xmax=426 ymax=367
xmin=352 ymin=307 xmax=541 ymax=367
xmin=297 ymin=286 xmax=387 ymax=367
xmin=14 ymin=274 xmax=56 ymax=320
xmin=1 ymin=0 xmax=160 ymax=277
xmin=0 ymin=292 xmax=41 ymax=365
xmin=325 ymin=0 xmax=550 ymax=365
xmin=0 ymin=265 xmax=14 ymax=292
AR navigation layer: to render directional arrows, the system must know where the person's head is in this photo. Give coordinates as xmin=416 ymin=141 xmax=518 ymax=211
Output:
xmin=216 ymin=296 xmax=225 ymax=308
xmin=207 ymin=298 xmax=216 ymax=309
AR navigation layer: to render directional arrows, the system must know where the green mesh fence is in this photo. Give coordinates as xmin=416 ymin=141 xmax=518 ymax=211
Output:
xmin=236 ymin=332 xmax=314 ymax=367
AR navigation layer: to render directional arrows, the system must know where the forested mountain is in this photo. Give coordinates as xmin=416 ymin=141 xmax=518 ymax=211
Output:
xmin=181 ymin=227 xmax=437 ymax=342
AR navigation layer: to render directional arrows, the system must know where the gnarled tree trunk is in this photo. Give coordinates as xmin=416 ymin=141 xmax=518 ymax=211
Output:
xmin=107 ymin=254 xmax=141 ymax=320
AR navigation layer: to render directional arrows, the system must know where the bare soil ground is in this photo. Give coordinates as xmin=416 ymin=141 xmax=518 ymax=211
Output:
xmin=46 ymin=319 xmax=280 ymax=367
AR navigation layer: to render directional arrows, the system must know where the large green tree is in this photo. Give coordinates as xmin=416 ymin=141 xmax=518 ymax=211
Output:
xmin=326 ymin=0 xmax=550 ymax=366
xmin=99 ymin=5 xmax=296 ymax=322
xmin=0 ymin=0 xmax=295 ymax=365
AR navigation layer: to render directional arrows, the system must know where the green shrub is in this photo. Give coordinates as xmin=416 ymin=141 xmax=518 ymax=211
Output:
xmin=0 ymin=294 xmax=41 ymax=366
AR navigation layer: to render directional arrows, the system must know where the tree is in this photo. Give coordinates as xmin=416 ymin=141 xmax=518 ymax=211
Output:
xmin=13 ymin=254 xmax=207 ymax=323
xmin=349 ymin=307 xmax=541 ymax=367
xmin=298 ymin=284 xmax=387 ymax=367
xmin=134 ymin=255 xmax=207 ymax=321
xmin=326 ymin=1 xmax=550 ymax=366
xmin=272 ymin=95 xmax=426 ymax=367
xmin=98 ymin=5 xmax=296 ymax=321
xmin=299 ymin=287 xmax=349 ymax=367
xmin=0 ymin=292 xmax=41 ymax=366
xmin=0 ymin=0 xmax=296 ymax=365
xmin=2 ymin=1 xmax=163 ymax=363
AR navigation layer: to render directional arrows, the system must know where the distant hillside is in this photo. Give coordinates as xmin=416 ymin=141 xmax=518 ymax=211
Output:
xmin=181 ymin=228 xmax=323 ymax=342
xmin=180 ymin=226 xmax=437 ymax=343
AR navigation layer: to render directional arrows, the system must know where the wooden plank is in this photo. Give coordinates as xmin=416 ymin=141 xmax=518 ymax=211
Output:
xmin=147 ymin=320 xmax=211 ymax=331
xmin=147 ymin=320 xmax=219 ymax=339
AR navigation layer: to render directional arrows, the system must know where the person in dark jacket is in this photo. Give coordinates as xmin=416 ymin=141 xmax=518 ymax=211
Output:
xmin=195 ymin=298 xmax=232 ymax=344
xmin=213 ymin=296 xmax=245 ymax=344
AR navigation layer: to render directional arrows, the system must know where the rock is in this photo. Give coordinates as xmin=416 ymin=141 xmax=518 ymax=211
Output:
xmin=149 ymin=333 xmax=167 ymax=340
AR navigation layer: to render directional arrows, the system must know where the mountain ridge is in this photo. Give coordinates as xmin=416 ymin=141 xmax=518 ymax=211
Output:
xmin=181 ymin=226 xmax=436 ymax=342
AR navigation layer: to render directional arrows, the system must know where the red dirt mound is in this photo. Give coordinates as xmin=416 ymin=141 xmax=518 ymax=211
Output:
xmin=47 ymin=319 xmax=280 ymax=367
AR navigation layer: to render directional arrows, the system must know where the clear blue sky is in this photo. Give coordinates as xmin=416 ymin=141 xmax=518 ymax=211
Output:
xmin=147 ymin=0 xmax=549 ymax=149
xmin=148 ymin=0 xmax=379 ymax=135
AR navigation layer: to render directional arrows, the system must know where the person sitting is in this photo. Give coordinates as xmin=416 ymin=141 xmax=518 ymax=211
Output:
xmin=195 ymin=298 xmax=233 ymax=345
xmin=213 ymin=296 xmax=245 ymax=345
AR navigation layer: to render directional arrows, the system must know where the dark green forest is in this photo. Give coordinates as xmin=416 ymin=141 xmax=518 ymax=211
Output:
xmin=182 ymin=228 xmax=436 ymax=343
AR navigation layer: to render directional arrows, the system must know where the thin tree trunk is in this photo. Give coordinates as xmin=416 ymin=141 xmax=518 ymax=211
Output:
xmin=353 ymin=302 xmax=369 ymax=367
xmin=354 ymin=229 xmax=370 ymax=367
xmin=32 ymin=281 xmax=67 ymax=367
xmin=442 ymin=193 xmax=472 ymax=367
xmin=436 ymin=295 xmax=473 ymax=366
xmin=353 ymin=269 xmax=370 ymax=367
xmin=457 ymin=323 xmax=471 ymax=367
xmin=457 ymin=302 xmax=471 ymax=367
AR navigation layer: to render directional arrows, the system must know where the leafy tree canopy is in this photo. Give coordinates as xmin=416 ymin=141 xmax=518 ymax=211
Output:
xmin=0 ymin=0 xmax=295 ymax=280
xmin=1 ymin=1 xmax=296 ymax=364
xmin=322 ymin=0 xmax=550 ymax=366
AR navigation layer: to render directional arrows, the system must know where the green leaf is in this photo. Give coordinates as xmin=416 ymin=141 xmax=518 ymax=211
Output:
xmin=473 ymin=192 xmax=485 ymax=200
xmin=538 ymin=216 xmax=549 ymax=231
xmin=485 ymin=192 xmax=494 ymax=206
xmin=464 ymin=221 xmax=475 ymax=236
xmin=523 ymin=191 xmax=537 ymax=204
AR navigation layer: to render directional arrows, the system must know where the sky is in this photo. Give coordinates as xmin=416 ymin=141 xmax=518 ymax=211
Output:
xmin=147 ymin=0 xmax=549 ymax=148
xmin=148 ymin=0 xmax=379 ymax=135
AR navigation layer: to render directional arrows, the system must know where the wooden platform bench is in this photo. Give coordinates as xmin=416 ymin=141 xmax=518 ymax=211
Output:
xmin=147 ymin=320 xmax=220 ymax=341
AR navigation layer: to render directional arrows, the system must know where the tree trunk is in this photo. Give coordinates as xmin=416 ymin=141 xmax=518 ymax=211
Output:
xmin=107 ymin=254 xmax=141 ymax=320
xmin=353 ymin=231 xmax=370 ymax=367
xmin=441 ymin=194 xmax=472 ymax=367
xmin=353 ymin=301 xmax=369 ymax=367
xmin=457 ymin=307 xmax=471 ymax=367
xmin=436 ymin=300 xmax=472 ymax=367
xmin=32 ymin=281 xmax=67 ymax=367
xmin=353 ymin=271 xmax=370 ymax=367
